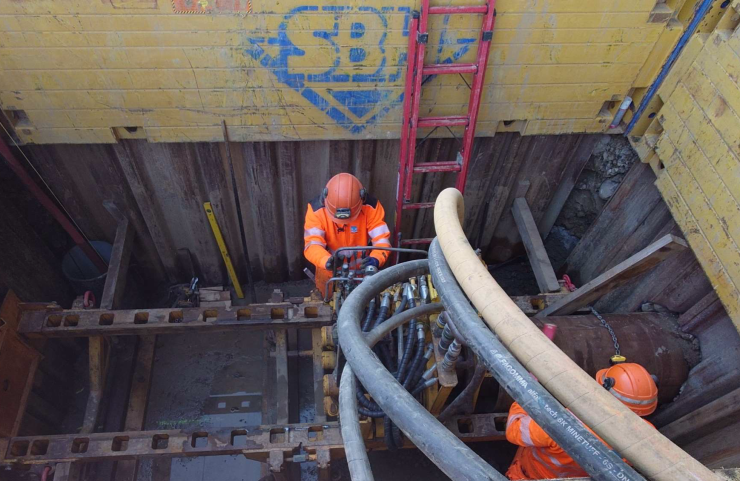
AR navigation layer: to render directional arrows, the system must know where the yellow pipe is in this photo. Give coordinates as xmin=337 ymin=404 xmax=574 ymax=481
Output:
xmin=433 ymin=187 xmax=717 ymax=481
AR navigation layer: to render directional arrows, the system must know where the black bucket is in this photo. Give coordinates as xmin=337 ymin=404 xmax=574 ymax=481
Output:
xmin=61 ymin=241 xmax=112 ymax=306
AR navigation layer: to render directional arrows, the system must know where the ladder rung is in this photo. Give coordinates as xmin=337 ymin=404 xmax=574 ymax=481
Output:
xmin=428 ymin=5 xmax=488 ymax=14
xmin=402 ymin=202 xmax=435 ymax=210
xmin=423 ymin=63 xmax=477 ymax=75
xmin=413 ymin=161 xmax=462 ymax=174
xmin=417 ymin=116 xmax=469 ymax=128
xmin=400 ymin=238 xmax=434 ymax=246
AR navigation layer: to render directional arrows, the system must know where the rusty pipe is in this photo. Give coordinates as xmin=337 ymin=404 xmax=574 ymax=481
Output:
xmin=434 ymin=187 xmax=717 ymax=480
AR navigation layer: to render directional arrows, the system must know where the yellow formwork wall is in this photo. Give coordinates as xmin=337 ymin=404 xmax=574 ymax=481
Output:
xmin=0 ymin=0 xmax=690 ymax=143
xmin=630 ymin=0 xmax=740 ymax=330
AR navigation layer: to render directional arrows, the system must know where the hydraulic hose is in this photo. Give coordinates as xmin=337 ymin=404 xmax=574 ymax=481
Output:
xmin=433 ymin=188 xmax=718 ymax=481
xmin=340 ymin=302 xmax=445 ymax=480
xmin=361 ymin=299 xmax=377 ymax=332
xmin=397 ymin=295 xmax=417 ymax=381
xmin=429 ymin=239 xmax=643 ymax=481
xmin=340 ymin=366 xmax=375 ymax=481
xmin=338 ymin=260 xmax=504 ymax=480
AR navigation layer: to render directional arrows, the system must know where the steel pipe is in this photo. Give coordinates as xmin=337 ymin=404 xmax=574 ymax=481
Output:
xmin=433 ymin=188 xmax=718 ymax=481
xmin=429 ymin=238 xmax=643 ymax=481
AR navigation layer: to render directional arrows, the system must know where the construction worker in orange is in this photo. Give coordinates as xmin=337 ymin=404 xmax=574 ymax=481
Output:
xmin=304 ymin=173 xmax=392 ymax=297
xmin=505 ymin=363 xmax=659 ymax=480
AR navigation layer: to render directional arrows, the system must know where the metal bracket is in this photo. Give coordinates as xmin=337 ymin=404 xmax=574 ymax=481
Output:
xmin=482 ymin=30 xmax=493 ymax=41
xmin=417 ymin=32 xmax=429 ymax=44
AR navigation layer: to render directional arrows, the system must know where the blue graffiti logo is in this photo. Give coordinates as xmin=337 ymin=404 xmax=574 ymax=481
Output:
xmin=245 ymin=6 xmax=475 ymax=134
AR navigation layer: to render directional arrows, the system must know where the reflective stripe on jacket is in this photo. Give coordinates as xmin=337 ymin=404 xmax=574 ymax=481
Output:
xmin=303 ymin=193 xmax=391 ymax=294
xmin=505 ymin=402 xmax=589 ymax=480
xmin=505 ymin=402 xmax=654 ymax=480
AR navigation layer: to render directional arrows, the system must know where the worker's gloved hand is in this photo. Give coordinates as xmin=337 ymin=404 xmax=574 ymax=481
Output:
xmin=361 ymin=257 xmax=379 ymax=269
xmin=325 ymin=255 xmax=335 ymax=270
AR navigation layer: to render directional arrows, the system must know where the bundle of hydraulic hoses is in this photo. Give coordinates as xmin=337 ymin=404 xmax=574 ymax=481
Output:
xmin=353 ymin=284 xmax=436 ymax=451
xmin=338 ymin=259 xmax=642 ymax=481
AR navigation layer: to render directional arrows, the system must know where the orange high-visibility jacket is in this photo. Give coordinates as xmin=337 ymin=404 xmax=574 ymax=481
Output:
xmin=505 ymin=402 xmax=654 ymax=480
xmin=304 ymin=194 xmax=392 ymax=294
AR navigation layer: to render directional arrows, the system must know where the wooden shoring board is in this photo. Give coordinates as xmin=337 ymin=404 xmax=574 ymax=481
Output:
xmin=19 ymin=302 xmax=332 ymax=337
xmin=113 ymin=336 xmax=157 ymax=481
xmin=512 ymin=197 xmax=561 ymax=293
xmin=537 ymin=233 xmax=687 ymax=317
xmin=0 ymin=414 xmax=509 ymax=465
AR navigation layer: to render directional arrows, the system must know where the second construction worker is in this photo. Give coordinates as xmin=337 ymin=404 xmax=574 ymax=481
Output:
xmin=505 ymin=362 xmax=659 ymax=480
xmin=304 ymin=173 xmax=392 ymax=296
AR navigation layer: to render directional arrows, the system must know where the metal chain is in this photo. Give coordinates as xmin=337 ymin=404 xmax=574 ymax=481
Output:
xmin=589 ymin=306 xmax=620 ymax=356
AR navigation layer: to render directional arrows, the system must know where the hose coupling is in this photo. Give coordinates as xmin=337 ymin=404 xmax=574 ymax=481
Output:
xmin=419 ymin=277 xmax=430 ymax=305
xmin=422 ymin=363 xmax=437 ymax=380
xmin=439 ymin=322 xmax=456 ymax=351
xmin=380 ymin=292 xmax=392 ymax=309
xmin=433 ymin=311 xmax=448 ymax=338
xmin=441 ymin=339 xmax=462 ymax=372
xmin=416 ymin=323 xmax=426 ymax=341
xmin=423 ymin=343 xmax=434 ymax=361
xmin=403 ymin=282 xmax=416 ymax=301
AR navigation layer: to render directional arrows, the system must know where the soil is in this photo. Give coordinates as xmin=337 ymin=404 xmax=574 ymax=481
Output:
xmin=556 ymin=135 xmax=639 ymax=238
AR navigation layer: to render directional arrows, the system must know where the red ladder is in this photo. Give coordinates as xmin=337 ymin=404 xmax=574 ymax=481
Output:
xmin=394 ymin=0 xmax=496 ymax=247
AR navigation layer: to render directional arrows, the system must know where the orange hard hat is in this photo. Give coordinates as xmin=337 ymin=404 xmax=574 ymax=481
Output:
xmin=595 ymin=363 xmax=658 ymax=417
xmin=322 ymin=173 xmax=365 ymax=225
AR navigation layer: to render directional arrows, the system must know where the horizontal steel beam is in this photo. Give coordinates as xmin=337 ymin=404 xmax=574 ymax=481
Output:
xmin=18 ymin=301 xmax=332 ymax=337
xmin=0 ymin=414 xmax=507 ymax=465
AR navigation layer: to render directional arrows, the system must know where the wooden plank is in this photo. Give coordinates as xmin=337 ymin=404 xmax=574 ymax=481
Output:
xmin=679 ymin=290 xmax=723 ymax=332
xmin=311 ymin=329 xmax=326 ymax=423
xmin=80 ymin=336 xmax=108 ymax=433
xmin=0 ymin=196 xmax=73 ymax=305
xmin=111 ymin=141 xmax=178 ymax=282
xmin=539 ymin=135 xmax=600 ymax=237
xmin=660 ymin=387 xmax=740 ymax=446
xmin=562 ymin=162 xmax=666 ymax=285
xmin=0 ymin=335 xmax=40 ymax=437
xmin=275 ymin=330 xmax=289 ymax=424
xmin=19 ymin=302 xmax=332 ymax=337
xmin=538 ymin=234 xmax=688 ymax=317
xmin=100 ymin=219 xmax=134 ymax=310
xmin=113 ymin=335 xmax=157 ymax=481
xmin=512 ymin=197 xmax=561 ymax=293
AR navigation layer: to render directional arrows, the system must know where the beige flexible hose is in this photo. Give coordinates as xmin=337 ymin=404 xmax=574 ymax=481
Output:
xmin=433 ymin=188 xmax=717 ymax=481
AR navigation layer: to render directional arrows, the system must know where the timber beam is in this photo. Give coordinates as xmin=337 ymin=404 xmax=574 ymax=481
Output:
xmin=17 ymin=294 xmax=569 ymax=338
xmin=18 ymin=302 xmax=332 ymax=338
xmin=0 ymin=414 xmax=507 ymax=465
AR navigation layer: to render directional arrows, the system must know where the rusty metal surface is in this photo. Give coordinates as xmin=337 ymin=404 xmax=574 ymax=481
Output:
xmin=490 ymin=313 xmax=693 ymax=412
xmin=23 ymin=134 xmax=595 ymax=289
xmin=539 ymin=313 xmax=692 ymax=404
xmin=18 ymin=301 xmax=332 ymax=337
xmin=0 ymin=413 xmax=507 ymax=465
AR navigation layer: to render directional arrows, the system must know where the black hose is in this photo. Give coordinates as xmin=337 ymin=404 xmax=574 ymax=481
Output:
xmin=392 ymin=422 xmax=403 ymax=449
xmin=358 ymin=406 xmax=385 ymax=418
xmin=356 ymin=384 xmax=380 ymax=411
xmin=403 ymin=337 xmax=427 ymax=389
xmin=406 ymin=344 xmax=429 ymax=391
xmin=361 ymin=299 xmax=377 ymax=332
xmin=339 ymin=364 xmax=374 ymax=481
xmin=372 ymin=300 xmax=390 ymax=330
xmin=340 ymin=302 xmax=446 ymax=481
xmin=338 ymin=260 xmax=504 ymax=480
xmin=384 ymin=416 xmax=397 ymax=451
xmin=428 ymin=239 xmax=645 ymax=481
xmin=397 ymin=297 xmax=417 ymax=381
